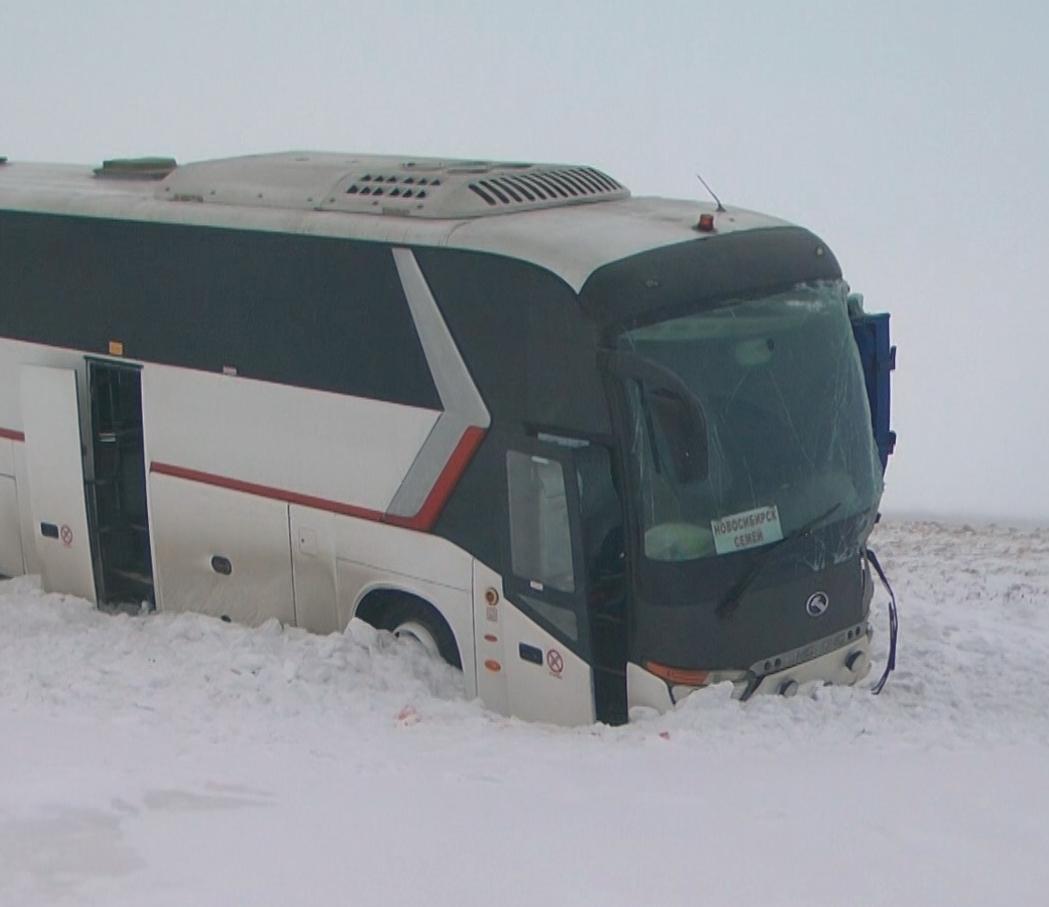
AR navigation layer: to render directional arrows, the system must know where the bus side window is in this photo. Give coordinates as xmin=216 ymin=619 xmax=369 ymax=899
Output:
xmin=507 ymin=450 xmax=575 ymax=593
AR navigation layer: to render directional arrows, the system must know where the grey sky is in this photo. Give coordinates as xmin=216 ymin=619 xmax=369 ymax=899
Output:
xmin=3 ymin=1 xmax=1047 ymax=522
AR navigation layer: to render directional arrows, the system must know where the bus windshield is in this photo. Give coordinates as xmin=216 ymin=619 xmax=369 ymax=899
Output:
xmin=616 ymin=280 xmax=882 ymax=564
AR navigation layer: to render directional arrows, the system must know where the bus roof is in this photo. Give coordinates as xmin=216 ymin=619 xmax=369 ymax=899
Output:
xmin=0 ymin=152 xmax=792 ymax=292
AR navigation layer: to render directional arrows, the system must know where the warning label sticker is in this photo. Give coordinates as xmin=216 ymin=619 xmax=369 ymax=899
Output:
xmin=711 ymin=505 xmax=783 ymax=555
xmin=546 ymin=648 xmax=564 ymax=677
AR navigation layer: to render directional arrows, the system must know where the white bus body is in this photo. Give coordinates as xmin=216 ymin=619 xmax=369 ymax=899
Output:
xmin=0 ymin=152 xmax=884 ymax=725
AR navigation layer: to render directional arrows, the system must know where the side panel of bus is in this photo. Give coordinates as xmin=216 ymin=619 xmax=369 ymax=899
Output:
xmin=0 ymin=214 xmax=607 ymax=723
xmin=0 ymin=335 xmax=599 ymax=721
xmin=140 ymin=360 xmax=438 ymax=621
xmin=0 ymin=335 xmax=485 ymax=695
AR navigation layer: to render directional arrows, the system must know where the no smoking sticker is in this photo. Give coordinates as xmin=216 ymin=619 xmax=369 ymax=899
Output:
xmin=546 ymin=647 xmax=564 ymax=677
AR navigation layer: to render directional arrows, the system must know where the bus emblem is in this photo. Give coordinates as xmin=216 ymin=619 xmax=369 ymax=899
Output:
xmin=805 ymin=592 xmax=829 ymax=618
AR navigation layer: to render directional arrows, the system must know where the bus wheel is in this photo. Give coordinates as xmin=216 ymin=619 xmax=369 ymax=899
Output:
xmin=393 ymin=618 xmax=441 ymax=660
xmin=366 ymin=594 xmax=462 ymax=670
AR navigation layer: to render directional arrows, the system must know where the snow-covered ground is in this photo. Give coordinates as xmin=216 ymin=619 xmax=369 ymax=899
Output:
xmin=2 ymin=520 xmax=1047 ymax=906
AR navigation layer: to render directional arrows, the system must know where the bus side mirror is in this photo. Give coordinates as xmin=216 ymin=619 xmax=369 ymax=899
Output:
xmin=647 ymin=387 xmax=709 ymax=483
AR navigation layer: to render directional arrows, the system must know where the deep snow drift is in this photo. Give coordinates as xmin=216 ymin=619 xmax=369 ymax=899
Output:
xmin=1 ymin=520 xmax=1047 ymax=906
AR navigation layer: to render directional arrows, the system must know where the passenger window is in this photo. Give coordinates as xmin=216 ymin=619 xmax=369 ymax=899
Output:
xmin=507 ymin=450 xmax=575 ymax=593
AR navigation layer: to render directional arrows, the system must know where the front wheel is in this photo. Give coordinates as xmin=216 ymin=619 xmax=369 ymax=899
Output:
xmin=378 ymin=597 xmax=462 ymax=670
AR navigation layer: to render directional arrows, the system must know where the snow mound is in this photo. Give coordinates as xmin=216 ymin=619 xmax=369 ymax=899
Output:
xmin=0 ymin=577 xmax=471 ymax=739
xmin=1 ymin=520 xmax=1047 ymax=907
xmin=3 ymin=519 xmax=1048 ymax=749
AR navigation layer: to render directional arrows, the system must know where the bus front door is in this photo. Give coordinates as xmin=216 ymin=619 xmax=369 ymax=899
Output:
xmin=501 ymin=440 xmax=627 ymax=725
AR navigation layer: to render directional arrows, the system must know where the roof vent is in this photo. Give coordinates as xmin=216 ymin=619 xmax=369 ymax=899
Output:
xmin=326 ymin=161 xmax=627 ymax=218
xmin=95 ymin=156 xmax=177 ymax=180
xmin=156 ymin=152 xmax=629 ymax=219
xmin=466 ymin=167 xmax=623 ymax=208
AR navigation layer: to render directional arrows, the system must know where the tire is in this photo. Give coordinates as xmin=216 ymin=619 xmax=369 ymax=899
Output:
xmin=379 ymin=597 xmax=462 ymax=670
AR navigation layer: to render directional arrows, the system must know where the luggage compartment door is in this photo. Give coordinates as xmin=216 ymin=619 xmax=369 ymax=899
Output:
xmin=149 ymin=472 xmax=296 ymax=626
xmin=19 ymin=366 xmax=97 ymax=603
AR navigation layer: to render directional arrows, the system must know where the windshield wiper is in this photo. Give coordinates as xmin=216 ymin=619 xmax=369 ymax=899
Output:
xmin=715 ymin=502 xmax=843 ymax=620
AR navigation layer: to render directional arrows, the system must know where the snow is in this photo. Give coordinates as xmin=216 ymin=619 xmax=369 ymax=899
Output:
xmin=2 ymin=520 xmax=1047 ymax=906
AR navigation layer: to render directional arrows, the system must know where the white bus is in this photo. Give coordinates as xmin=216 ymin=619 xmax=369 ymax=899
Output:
xmin=0 ymin=151 xmax=894 ymax=725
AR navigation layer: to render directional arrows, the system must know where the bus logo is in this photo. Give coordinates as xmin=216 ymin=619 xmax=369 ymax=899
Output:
xmin=805 ymin=592 xmax=829 ymax=618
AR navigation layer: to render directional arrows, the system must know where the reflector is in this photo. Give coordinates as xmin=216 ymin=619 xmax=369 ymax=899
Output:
xmin=644 ymin=661 xmax=710 ymax=687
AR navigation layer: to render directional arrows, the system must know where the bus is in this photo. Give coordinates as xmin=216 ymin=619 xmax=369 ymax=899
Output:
xmin=0 ymin=151 xmax=895 ymax=725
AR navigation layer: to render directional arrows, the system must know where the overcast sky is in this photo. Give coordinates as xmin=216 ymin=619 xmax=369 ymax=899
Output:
xmin=3 ymin=1 xmax=1047 ymax=523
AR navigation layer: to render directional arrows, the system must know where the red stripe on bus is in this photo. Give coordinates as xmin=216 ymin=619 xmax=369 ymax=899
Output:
xmin=382 ymin=426 xmax=487 ymax=531
xmin=149 ymin=425 xmax=486 ymax=531
xmin=149 ymin=462 xmax=386 ymax=522
xmin=0 ymin=428 xmax=25 ymax=442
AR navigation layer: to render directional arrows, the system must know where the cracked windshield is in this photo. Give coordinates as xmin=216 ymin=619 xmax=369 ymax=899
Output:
xmin=618 ymin=280 xmax=883 ymax=563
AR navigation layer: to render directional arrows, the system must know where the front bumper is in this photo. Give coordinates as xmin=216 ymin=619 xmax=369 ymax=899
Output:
xmin=747 ymin=630 xmax=871 ymax=697
xmin=626 ymin=627 xmax=873 ymax=713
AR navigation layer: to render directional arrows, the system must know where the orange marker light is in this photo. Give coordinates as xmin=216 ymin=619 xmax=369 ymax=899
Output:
xmin=696 ymin=213 xmax=716 ymax=233
xmin=484 ymin=659 xmax=502 ymax=673
xmin=644 ymin=660 xmax=710 ymax=687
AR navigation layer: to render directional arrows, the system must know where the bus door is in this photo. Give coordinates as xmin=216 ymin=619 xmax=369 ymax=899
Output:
xmin=502 ymin=438 xmax=627 ymax=725
xmin=19 ymin=365 xmax=97 ymax=603
xmin=84 ymin=359 xmax=155 ymax=609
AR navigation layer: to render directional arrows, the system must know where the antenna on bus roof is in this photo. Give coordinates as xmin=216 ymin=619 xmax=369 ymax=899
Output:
xmin=695 ymin=172 xmax=725 ymax=213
